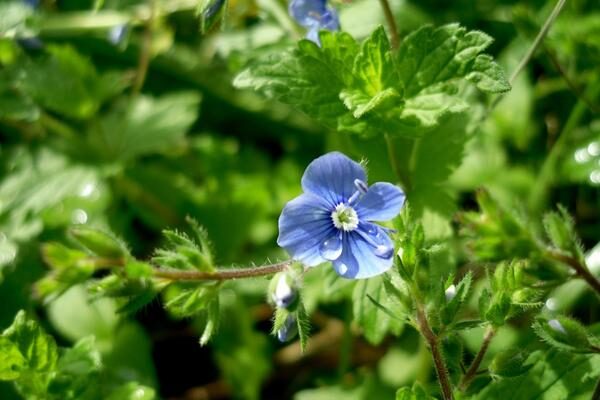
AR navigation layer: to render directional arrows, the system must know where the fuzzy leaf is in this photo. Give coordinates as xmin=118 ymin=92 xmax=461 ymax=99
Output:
xmin=353 ymin=275 xmax=403 ymax=345
xmin=475 ymin=350 xmax=600 ymax=399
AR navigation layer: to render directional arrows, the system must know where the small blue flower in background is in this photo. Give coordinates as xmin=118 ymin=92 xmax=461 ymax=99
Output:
xmin=278 ymin=152 xmax=405 ymax=279
xmin=289 ymin=0 xmax=340 ymax=46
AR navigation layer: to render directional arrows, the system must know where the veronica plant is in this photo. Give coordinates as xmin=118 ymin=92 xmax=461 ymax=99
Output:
xmin=5 ymin=0 xmax=600 ymax=399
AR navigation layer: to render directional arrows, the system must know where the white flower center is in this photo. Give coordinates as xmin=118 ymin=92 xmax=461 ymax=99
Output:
xmin=331 ymin=203 xmax=359 ymax=231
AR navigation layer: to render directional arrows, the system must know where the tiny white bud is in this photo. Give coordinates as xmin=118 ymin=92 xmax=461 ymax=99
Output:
xmin=445 ymin=284 xmax=457 ymax=301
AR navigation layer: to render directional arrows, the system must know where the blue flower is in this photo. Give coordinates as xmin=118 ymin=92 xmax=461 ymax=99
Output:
xmin=289 ymin=0 xmax=340 ymax=46
xmin=277 ymin=152 xmax=405 ymax=279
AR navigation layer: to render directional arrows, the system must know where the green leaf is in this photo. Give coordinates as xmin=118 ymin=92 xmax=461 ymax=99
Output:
xmin=153 ymin=219 xmax=214 ymax=272
xmin=234 ymin=31 xmax=357 ymax=129
xmin=69 ymin=227 xmax=128 ymax=259
xmin=353 ymin=274 xmax=403 ymax=345
xmin=533 ymin=316 xmax=594 ymax=353
xmin=235 ymin=24 xmax=509 ymax=136
xmin=296 ymin=301 xmax=310 ymax=352
xmin=407 ymin=112 xmax=472 ymax=218
xmin=20 ymin=45 xmax=125 ymax=119
xmin=441 ymin=272 xmax=472 ymax=325
xmin=47 ymin=337 xmax=102 ymax=399
xmin=396 ymin=24 xmax=510 ymax=97
xmin=489 ymin=348 xmax=532 ymax=378
xmin=396 ymin=382 xmax=432 ymax=400
xmin=543 ymin=205 xmax=585 ymax=263
xmin=2 ymin=310 xmax=58 ymax=375
xmin=475 ymin=350 xmax=600 ymax=399
xmin=199 ymin=294 xmax=220 ymax=346
xmin=340 ymin=26 xmax=403 ymax=119
xmin=212 ymin=293 xmax=271 ymax=400
xmin=91 ymin=92 xmax=200 ymax=161
xmin=164 ymin=284 xmax=219 ymax=318
xmin=0 ymin=337 xmax=25 ymax=381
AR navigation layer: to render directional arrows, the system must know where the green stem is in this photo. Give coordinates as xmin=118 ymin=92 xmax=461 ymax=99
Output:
xmin=377 ymin=0 xmax=400 ymax=49
xmin=529 ymin=77 xmax=600 ymax=212
xmin=415 ymin=305 xmax=454 ymax=400
xmin=489 ymin=0 xmax=567 ymax=111
xmin=545 ymin=250 xmax=600 ymax=298
xmin=93 ymin=257 xmax=293 ymax=281
xmin=385 ymin=134 xmax=411 ymax=191
xmin=459 ymin=326 xmax=495 ymax=391
xmin=508 ymin=0 xmax=567 ymax=85
xmin=131 ymin=0 xmax=156 ymax=96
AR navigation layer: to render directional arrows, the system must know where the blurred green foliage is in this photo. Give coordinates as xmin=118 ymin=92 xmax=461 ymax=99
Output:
xmin=1 ymin=0 xmax=600 ymax=399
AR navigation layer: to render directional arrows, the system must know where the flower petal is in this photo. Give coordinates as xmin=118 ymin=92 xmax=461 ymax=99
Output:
xmin=355 ymin=182 xmax=405 ymax=221
xmin=332 ymin=223 xmax=394 ymax=279
xmin=277 ymin=192 xmax=334 ymax=266
xmin=289 ymin=0 xmax=327 ymax=27
xmin=301 ymin=152 xmax=367 ymax=207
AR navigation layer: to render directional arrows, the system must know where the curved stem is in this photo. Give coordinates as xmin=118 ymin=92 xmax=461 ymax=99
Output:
xmin=545 ymin=250 xmax=600 ymax=297
xmin=377 ymin=0 xmax=399 ymax=49
xmin=415 ymin=305 xmax=454 ymax=400
xmin=459 ymin=326 xmax=495 ymax=391
xmin=152 ymin=260 xmax=293 ymax=281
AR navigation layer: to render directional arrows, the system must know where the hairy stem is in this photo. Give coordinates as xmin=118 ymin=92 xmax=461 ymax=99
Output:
xmin=96 ymin=257 xmax=293 ymax=281
xmin=489 ymin=0 xmax=566 ymax=111
xmin=377 ymin=0 xmax=399 ymax=49
xmin=415 ymin=306 xmax=454 ymax=400
xmin=459 ymin=327 xmax=495 ymax=391
xmin=131 ymin=0 xmax=156 ymax=95
xmin=546 ymin=250 xmax=600 ymax=297
xmin=509 ymin=0 xmax=567 ymax=85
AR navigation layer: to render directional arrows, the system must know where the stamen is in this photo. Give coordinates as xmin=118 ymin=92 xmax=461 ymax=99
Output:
xmin=348 ymin=179 xmax=368 ymax=206
xmin=331 ymin=204 xmax=359 ymax=231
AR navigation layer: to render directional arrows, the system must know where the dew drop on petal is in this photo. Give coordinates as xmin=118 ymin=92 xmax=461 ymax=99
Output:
xmin=319 ymin=234 xmax=343 ymax=260
xmin=337 ymin=262 xmax=348 ymax=276
xmin=374 ymin=245 xmax=393 ymax=259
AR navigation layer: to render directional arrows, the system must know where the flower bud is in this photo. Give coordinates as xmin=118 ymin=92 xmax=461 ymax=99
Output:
xmin=269 ymin=272 xmax=299 ymax=310
xmin=444 ymin=284 xmax=457 ymax=302
xmin=277 ymin=314 xmax=298 ymax=343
